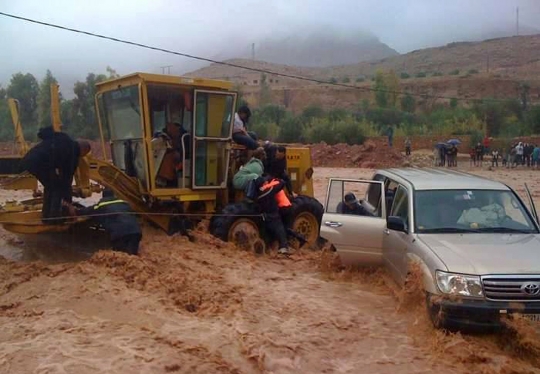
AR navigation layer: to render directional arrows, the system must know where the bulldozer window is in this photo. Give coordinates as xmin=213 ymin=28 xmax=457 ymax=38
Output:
xmin=97 ymin=85 xmax=148 ymax=187
xmin=100 ymin=86 xmax=142 ymax=140
xmin=147 ymin=85 xmax=193 ymax=189
xmin=192 ymin=90 xmax=236 ymax=189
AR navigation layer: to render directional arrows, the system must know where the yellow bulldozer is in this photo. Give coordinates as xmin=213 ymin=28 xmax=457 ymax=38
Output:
xmin=0 ymin=73 xmax=323 ymax=252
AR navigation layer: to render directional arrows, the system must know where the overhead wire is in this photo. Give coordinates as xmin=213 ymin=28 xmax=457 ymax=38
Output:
xmin=0 ymin=11 xmax=523 ymax=104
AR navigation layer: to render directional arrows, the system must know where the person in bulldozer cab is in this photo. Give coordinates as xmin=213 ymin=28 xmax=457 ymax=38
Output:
xmin=20 ymin=126 xmax=91 ymax=224
xmin=154 ymin=122 xmax=189 ymax=187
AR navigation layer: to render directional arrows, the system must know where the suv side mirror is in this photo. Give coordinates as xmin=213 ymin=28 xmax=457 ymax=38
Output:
xmin=387 ymin=216 xmax=406 ymax=232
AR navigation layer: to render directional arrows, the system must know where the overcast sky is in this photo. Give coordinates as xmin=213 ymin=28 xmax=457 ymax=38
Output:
xmin=1 ymin=0 xmax=540 ymax=95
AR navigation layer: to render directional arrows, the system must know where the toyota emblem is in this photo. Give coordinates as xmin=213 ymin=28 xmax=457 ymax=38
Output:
xmin=521 ymin=282 xmax=540 ymax=296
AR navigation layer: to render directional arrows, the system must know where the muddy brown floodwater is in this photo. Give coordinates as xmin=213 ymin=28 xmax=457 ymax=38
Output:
xmin=1 ymin=166 xmax=540 ymax=373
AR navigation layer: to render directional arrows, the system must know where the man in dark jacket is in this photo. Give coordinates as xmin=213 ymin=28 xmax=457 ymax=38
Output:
xmin=20 ymin=127 xmax=90 ymax=223
xmin=74 ymin=189 xmax=142 ymax=255
xmin=264 ymin=143 xmax=293 ymax=194
xmin=336 ymin=193 xmax=374 ymax=216
xmin=256 ymin=178 xmax=291 ymax=255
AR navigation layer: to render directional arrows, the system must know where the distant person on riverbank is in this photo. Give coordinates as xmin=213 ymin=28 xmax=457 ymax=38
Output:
xmin=491 ymin=149 xmax=499 ymax=167
xmin=404 ymin=138 xmax=411 ymax=156
xmin=475 ymin=142 xmax=484 ymax=165
xmin=483 ymin=136 xmax=491 ymax=156
xmin=533 ymin=145 xmax=540 ymax=169
xmin=469 ymin=147 xmax=476 ymax=167
xmin=524 ymin=143 xmax=534 ymax=167
xmin=386 ymin=125 xmax=394 ymax=147
xmin=447 ymin=144 xmax=458 ymax=167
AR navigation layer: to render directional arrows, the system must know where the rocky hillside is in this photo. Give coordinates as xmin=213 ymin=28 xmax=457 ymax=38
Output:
xmin=189 ymin=34 xmax=540 ymax=83
xmin=210 ymin=30 xmax=398 ymax=68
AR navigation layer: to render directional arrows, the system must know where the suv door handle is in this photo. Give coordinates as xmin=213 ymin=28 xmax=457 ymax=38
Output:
xmin=324 ymin=221 xmax=343 ymax=228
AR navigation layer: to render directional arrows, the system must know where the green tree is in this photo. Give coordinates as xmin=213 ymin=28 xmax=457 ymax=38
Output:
xmin=400 ymin=72 xmax=410 ymax=79
xmin=450 ymin=98 xmax=458 ymax=109
xmin=519 ymin=82 xmax=531 ymax=111
xmin=0 ymin=86 xmax=13 ymax=141
xmin=373 ymin=70 xmax=388 ymax=108
xmin=400 ymin=93 xmax=416 ymax=113
xmin=355 ymin=76 xmax=365 ymax=83
xmin=70 ymin=72 xmax=108 ymax=138
xmin=301 ymin=104 xmax=325 ymax=123
xmin=385 ymin=70 xmax=400 ymax=108
xmin=329 ymin=77 xmax=338 ymax=84
xmin=6 ymin=72 xmax=39 ymax=139
xmin=106 ymin=66 xmax=120 ymax=79
xmin=278 ymin=117 xmax=304 ymax=143
xmin=259 ymin=73 xmax=272 ymax=105
xmin=342 ymin=76 xmax=350 ymax=83
xmin=415 ymin=71 xmax=427 ymax=78
xmin=37 ymin=69 xmax=61 ymax=129
xmin=328 ymin=108 xmax=349 ymax=121
xmin=525 ymin=105 xmax=540 ymax=134
xmin=449 ymin=69 xmax=460 ymax=76
xmin=253 ymin=104 xmax=287 ymax=126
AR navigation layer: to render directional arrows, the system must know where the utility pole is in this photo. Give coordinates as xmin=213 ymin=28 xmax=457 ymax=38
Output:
xmin=251 ymin=43 xmax=255 ymax=60
xmin=486 ymin=54 xmax=490 ymax=73
xmin=160 ymin=65 xmax=173 ymax=74
xmin=516 ymin=7 xmax=520 ymax=36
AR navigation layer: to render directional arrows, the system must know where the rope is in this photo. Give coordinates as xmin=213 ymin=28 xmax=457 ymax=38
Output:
xmin=0 ymin=11 xmax=521 ymax=104
xmin=0 ymin=209 xmax=264 ymax=224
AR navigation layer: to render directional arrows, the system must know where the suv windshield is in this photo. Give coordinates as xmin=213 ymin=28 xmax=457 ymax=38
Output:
xmin=414 ymin=189 xmax=538 ymax=234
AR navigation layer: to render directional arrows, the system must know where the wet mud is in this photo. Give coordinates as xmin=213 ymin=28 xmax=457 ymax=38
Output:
xmin=0 ymin=167 xmax=539 ymax=373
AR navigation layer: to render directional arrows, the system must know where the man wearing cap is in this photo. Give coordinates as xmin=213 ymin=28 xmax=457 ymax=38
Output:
xmin=70 ymin=188 xmax=142 ymax=255
xmin=154 ymin=122 xmax=188 ymax=187
xmin=20 ymin=126 xmax=91 ymax=224
xmin=232 ymin=106 xmax=258 ymax=150
xmin=336 ymin=192 xmax=374 ymax=216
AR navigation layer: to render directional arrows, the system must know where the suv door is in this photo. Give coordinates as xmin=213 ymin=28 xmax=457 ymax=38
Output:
xmin=384 ymin=184 xmax=411 ymax=284
xmin=321 ymin=178 xmax=386 ymax=266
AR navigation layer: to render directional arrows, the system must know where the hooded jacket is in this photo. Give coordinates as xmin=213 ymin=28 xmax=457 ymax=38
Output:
xmin=232 ymin=157 xmax=264 ymax=190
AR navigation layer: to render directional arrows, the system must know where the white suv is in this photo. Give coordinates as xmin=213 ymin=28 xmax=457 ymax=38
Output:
xmin=321 ymin=168 xmax=540 ymax=329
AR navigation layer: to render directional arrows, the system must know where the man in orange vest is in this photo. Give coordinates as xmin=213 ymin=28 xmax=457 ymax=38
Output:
xmin=257 ymin=178 xmax=291 ymax=255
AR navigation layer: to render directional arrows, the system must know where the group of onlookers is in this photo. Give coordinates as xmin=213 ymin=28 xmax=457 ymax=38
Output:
xmin=469 ymin=140 xmax=540 ymax=169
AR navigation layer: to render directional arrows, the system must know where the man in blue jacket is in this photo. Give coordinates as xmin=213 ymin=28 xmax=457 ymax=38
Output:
xmin=73 ymin=189 xmax=142 ymax=255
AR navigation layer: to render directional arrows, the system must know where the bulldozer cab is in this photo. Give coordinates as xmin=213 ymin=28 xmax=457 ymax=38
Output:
xmin=95 ymin=73 xmax=237 ymax=200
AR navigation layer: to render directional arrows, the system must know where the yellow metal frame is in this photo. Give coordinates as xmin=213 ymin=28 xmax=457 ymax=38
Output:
xmin=7 ymin=98 xmax=29 ymax=156
xmin=0 ymin=72 xmax=316 ymax=236
xmin=1 ymin=98 xmax=38 ymax=191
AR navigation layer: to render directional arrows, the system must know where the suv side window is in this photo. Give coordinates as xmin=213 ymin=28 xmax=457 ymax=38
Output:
xmin=390 ymin=185 xmax=409 ymax=231
xmin=366 ymin=174 xmax=386 ymax=210
xmin=385 ymin=179 xmax=400 ymax=216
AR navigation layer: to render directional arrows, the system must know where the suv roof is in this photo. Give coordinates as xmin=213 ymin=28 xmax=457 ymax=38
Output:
xmin=380 ymin=168 xmax=508 ymax=191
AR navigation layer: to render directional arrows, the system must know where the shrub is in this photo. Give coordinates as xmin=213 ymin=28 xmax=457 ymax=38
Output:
xmin=328 ymin=108 xmax=349 ymax=121
xmin=342 ymin=76 xmax=350 ymax=83
xmin=400 ymin=72 xmax=411 ymax=79
xmin=449 ymin=69 xmax=460 ymax=76
xmin=415 ymin=72 xmax=427 ymax=78
xmin=329 ymin=77 xmax=338 ymax=84
xmin=468 ymin=69 xmax=479 ymax=74
xmin=277 ymin=117 xmax=304 ymax=143
xmin=301 ymin=104 xmax=325 ymax=123
xmin=306 ymin=118 xmax=366 ymax=145
xmin=355 ymin=77 xmax=365 ymax=83
xmin=432 ymin=71 xmax=443 ymax=77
